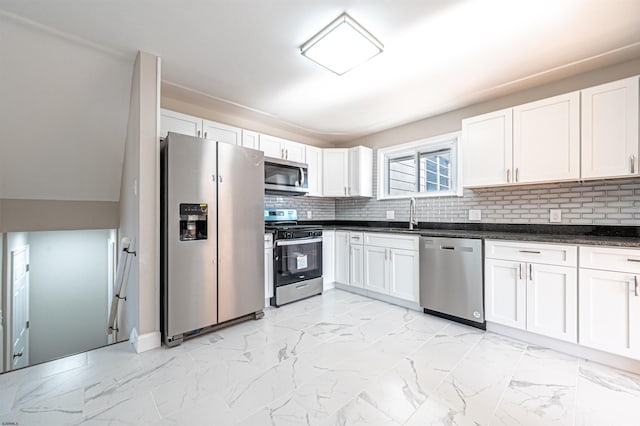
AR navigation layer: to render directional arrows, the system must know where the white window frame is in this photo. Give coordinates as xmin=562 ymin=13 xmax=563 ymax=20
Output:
xmin=377 ymin=131 xmax=462 ymax=200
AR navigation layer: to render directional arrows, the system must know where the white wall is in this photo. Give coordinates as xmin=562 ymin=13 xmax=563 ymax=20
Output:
xmin=28 ymin=230 xmax=111 ymax=365
xmin=3 ymin=232 xmax=30 ymax=371
xmin=118 ymin=51 xmax=161 ymax=351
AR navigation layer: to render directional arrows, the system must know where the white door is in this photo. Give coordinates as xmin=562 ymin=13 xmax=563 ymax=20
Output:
xmin=202 ymin=120 xmax=241 ymax=145
xmin=579 ymin=269 xmax=640 ymax=359
xmin=462 ymin=108 xmax=513 ymax=187
xmin=305 ymin=145 xmax=323 ymax=196
xmin=322 ymin=149 xmax=349 ymax=196
xmin=581 ymin=76 xmax=639 ymax=179
xmin=283 ymin=140 xmax=306 ymax=163
xmin=334 ymin=231 xmax=349 ymax=285
xmin=11 ymin=245 xmax=29 ymax=370
xmin=364 ymin=246 xmax=388 ymax=294
xmin=241 ymin=130 xmax=260 ymax=150
xmin=513 ymin=91 xmax=580 ymax=184
xmin=485 ymin=259 xmax=526 ymax=329
xmin=526 ymin=263 xmax=577 ymax=343
xmin=349 ymin=244 xmax=364 ymax=288
xmin=160 ymin=109 xmax=202 ymax=138
xmin=259 ymin=134 xmax=284 ymax=159
xmin=388 ymin=248 xmax=419 ymax=302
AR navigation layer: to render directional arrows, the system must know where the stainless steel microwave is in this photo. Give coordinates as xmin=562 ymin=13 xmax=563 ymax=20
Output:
xmin=264 ymin=157 xmax=308 ymax=195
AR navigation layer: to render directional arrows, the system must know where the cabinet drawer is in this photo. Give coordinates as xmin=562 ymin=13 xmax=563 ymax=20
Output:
xmin=364 ymin=233 xmax=418 ymax=251
xmin=485 ymin=240 xmax=577 ymax=266
xmin=580 ymin=246 xmax=640 ymax=274
xmin=350 ymin=232 xmax=364 ymax=245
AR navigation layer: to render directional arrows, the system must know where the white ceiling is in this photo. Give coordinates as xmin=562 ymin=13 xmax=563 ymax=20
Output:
xmin=1 ymin=0 xmax=640 ymax=145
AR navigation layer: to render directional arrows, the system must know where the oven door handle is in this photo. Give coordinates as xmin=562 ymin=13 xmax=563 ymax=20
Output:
xmin=275 ymin=237 xmax=322 ymax=246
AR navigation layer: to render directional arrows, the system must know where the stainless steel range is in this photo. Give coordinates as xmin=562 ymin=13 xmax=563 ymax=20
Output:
xmin=265 ymin=209 xmax=323 ymax=307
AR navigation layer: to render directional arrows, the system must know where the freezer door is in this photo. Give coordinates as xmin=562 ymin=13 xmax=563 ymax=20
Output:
xmin=217 ymin=143 xmax=265 ymax=323
xmin=165 ymin=133 xmax=218 ymax=340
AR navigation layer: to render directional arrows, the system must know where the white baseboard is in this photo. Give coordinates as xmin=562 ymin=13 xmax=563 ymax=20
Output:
xmin=323 ymin=281 xmax=335 ymax=291
xmin=333 ymin=282 xmax=422 ymax=312
xmin=131 ymin=330 xmax=161 ymax=354
xmin=487 ymin=322 xmax=640 ymax=375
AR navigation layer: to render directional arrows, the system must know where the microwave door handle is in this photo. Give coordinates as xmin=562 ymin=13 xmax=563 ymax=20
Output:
xmin=299 ymin=167 xmax=305 ymax=187
xmin=275 ymin=237 xmax=322 ymax=246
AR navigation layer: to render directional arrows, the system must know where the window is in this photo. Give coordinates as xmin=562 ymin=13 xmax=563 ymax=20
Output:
xmin=378 ymin=132 xmax=461 ymax=199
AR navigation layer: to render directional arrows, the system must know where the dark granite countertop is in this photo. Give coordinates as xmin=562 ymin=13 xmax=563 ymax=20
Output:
xmin=301 ymin=221 xmax=640 ymax=248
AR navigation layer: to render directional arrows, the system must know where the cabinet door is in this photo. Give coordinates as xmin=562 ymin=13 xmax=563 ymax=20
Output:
xmin=242 ymin=130 xmax=259 ymax=150
xmin=322 ymin=231 xmax=335 ymax=286
xmin=579 ymin=269 xmax=640 ymax=359
xmin=264 ymin=248 xmax=273 ymax=300
xmin=322 ymin=149 xmax=349 ymax=196
xmin=259 ymin=134 xmax=284 ymax=159
xmin=581 ymin=76 xmax=639 ymax=179
xmin=485 ymin=259 xmax=526 ymax=329
xmin=462 ymin=108 xmax=513 ymax=187
xmin=334 ymin=231 xmax=350 ymax=285
xmin=364 ymin=246 xmax=388 ymax=294
xmin=202 ymin=120 xmax=241 ymax=145
xmin=284 ymin=140 xmax=306 ymax=163
xmin=513 ymin=92 xmax=580 ymax=183
xmin=306 ymin=145 xmax=323 ymax=196
xmin=350 ymin=244 xmax=364 ymax=288
xmin=526 ymin=263 xmax=577 ymax=343
xmin=348 ymin=146 xmax=373 ymax=197
xmin=388 ymin=248 xmax=419 ymax=302
xmin=160 ymin=109 xmax=202 ymax=138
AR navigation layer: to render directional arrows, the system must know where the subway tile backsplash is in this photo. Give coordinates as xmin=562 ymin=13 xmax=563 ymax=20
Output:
xmin=267 ymin=151 xmax=640 ymax=226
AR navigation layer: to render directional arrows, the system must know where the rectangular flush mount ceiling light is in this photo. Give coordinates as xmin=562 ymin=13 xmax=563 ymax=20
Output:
xmin=300 ymin=12 xmax=383 ymax=75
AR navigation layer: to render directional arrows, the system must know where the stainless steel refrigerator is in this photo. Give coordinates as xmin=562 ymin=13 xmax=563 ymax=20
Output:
xmin=161 ymin=132 xmax=265 ymax=346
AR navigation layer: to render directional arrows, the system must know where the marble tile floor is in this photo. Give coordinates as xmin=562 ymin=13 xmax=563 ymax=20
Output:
xmin=1 ymin=288 xmax=640 ymax=425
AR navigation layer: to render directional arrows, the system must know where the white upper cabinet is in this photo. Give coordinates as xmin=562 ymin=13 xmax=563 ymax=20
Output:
xmin=241 ymin=129 xmax=260 ymax=150
xmin=259 ymin=134 xmax=306 ymax=163
xmin=160 ymin=109 xmax=202 ymax=138
xmin=305 ymin=145 xmax=323 ymax=197
xmin=160 ymin=109 xmax=242 ymax=145
xmin=323 ymin=149 xmax=349 ymax=196
xmin=513 ymin=91 xmax=581 ymax=184
xmin=581 ymin=76 xmax=639 ymax=180
xmin=202 ymin=119 xmax=241 ymax=145
xmin=348 ymin=146 xmax=373 ymax=197
xmin=462 ymin=108 xmax=513 ymax=187
xmin=322 ymin=147 xmax=372 ymax=197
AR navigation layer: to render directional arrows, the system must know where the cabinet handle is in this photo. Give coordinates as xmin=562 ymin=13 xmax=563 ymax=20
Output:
xmin=204 ymin=131 xmax=208 ymax=139
xmin=344 ymin=187 xmax=347 ymax=196
xmin=627 ymin=258 xmax=640 ymax=263
xmin=506 ymin=169 xmax=511 ymax=183
xmin=348 ymin=187 xmax=351 ymax=195
xmin=197 ymin=130 xmax=201 ymax=138
xmin=635 ymin=276 xmax=639 ymax=297
xmin=515 ymin=168 xmax=520 ymax=182
xmin=632 ymin=155 xmax=637 ymax=174
xmin=13 ymin=351 xmax=23 ymax=359
xmin=286 ymin=149 xmax=289 ymax=160
xmin=529 ymin=264 xmax=533 ymax=281
xmin=519 ymin=250 xmax=541 ymax=254
xmin=519 ymin=263 xmax=523 ymax=280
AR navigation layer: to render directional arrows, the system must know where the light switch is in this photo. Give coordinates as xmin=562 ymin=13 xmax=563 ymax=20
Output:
xmin=550 ymin=209 xmax=562 ymax=223
xmin=468 ymin=209 xmax=481 ymax=221
xmin=386 ymin=210 xmax=395 ymax=219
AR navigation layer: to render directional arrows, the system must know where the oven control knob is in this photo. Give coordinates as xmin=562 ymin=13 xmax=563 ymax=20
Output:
xmin=285 ymin=232 xmax=293 ymax=238
xmin=314 ymin=231 xmax=322 ymax=237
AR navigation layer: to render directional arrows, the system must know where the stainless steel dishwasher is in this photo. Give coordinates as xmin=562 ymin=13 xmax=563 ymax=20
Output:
xmin=419 ymin=237 xmax=484 ymax=328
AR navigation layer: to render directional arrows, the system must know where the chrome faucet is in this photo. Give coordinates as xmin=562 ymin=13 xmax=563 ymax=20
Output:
xmin=409 ymin=197 xmax=418 ymax=230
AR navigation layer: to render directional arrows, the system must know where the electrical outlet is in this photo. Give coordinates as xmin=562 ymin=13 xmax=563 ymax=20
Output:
xmin=469 ymin=209 xmax=481 ymax=221
xmin=386 ymin=210 xmax=395 ymax=219
xmin=307 ymin=211 xmax=312 ymax=219
xmin=550 ymin=209 xmax=562 ymax=223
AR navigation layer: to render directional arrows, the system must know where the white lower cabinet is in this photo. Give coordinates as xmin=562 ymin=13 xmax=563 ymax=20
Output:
xmin=350 ymin=241 xmax=364 ymax=288
xmin=484 ymin=240 xmax=577 ymax=343
xmin=579 ymin=246 xmax=640 ymax=360
xmin=364 ymin=246 xmax=387 ymax=293
xmin=334 ymin=231 xmax=349 ymax=285
xmin=363 ymin=234 xmax=419 ymax=302
xmin=322 ymin=231 xmax=335 ymax=286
